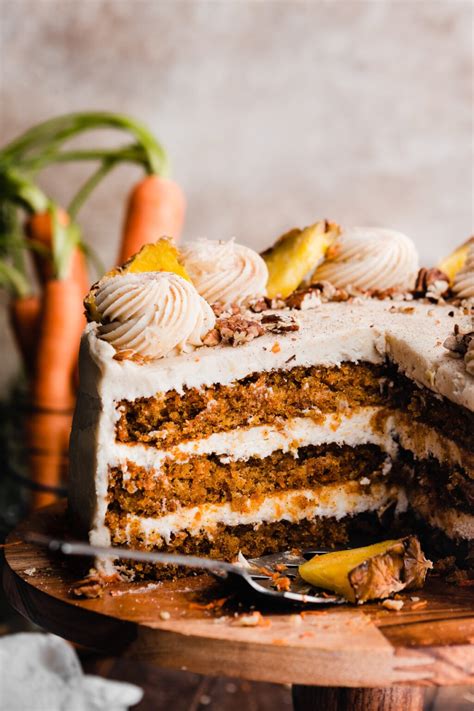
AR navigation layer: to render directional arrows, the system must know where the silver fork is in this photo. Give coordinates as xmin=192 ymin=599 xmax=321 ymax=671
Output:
xmin=24 ymin=532 xmax=346 ymax=606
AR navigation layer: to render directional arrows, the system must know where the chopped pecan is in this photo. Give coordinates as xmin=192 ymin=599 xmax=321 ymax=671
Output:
xmin=286 ymin=286 xmax=322 ymax=310
xmin=202 ymin=328 xmax=222 ymax=347
xmin=311 ymin=281 xmax=337 ymax=300
xmin=211 ymin=302 xmax=242 ymax=318
xmin=412 ymin=267 xmax=450 ymax=300
xmin=332 ymin=288 xmax=350 ymax=302
xmin=248 ymin=296 xmax=286 ymax=312
xmin=367 ymin=287 xmax=402 ymax=300
xmin=70 ymin=572 xmax=106 ymax=599
xmin=261 ymin=313 xmax=300 ymax=333
xmin=248 ymin=297 xmax=268 ymax=313
xmin=443 ymin=323 xmax=474 ymax=358
xmin=465 ymin=339 xmax=474 ymax=375
xmin=217 ymin=315 xmax=265 ymax=346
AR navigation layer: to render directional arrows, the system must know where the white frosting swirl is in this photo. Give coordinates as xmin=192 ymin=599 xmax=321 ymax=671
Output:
xmin=181 ymin=238 xmax=268 ymax=305
xmin=94 ymin=272 xmax=215 ymax=359
xmin=312 ymin=227 xmax=419 ymax=292
xmin=452 ymin=242 xmax=474 ymax=299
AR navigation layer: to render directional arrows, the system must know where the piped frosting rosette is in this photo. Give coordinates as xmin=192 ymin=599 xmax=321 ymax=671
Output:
xmin=182 ymin=238 xmax=268 ymax=305
xmin=313 ymin=227 xmax=419 ymax=292
xmin=94 ymin=272 xmax=216 ymax=359
xmin=452 ymin=243 xmax=474 ymax=300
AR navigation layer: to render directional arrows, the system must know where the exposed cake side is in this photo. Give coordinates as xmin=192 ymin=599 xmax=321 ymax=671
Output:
xmin=69 ymin=298 xmax=474 ymax=568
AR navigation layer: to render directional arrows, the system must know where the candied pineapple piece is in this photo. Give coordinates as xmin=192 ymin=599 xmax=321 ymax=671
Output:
xmin=85 ymin=238 xmax=190 ymax=321
xmin=438 ymin=236 xmax=474 ymax=283
xmin=299 ymin=536 xmax=432 ymax=604
xmin=262 ymin=221 xmax=340 ymax=298
xmin=119 ymin=239 xmax=190 ymax=281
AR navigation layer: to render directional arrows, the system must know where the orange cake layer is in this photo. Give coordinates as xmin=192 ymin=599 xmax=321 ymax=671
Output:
xmin=398 ymin=452 xmax=473 ymax=516
xmin=108 ymin=443 xmax=389 ymax=516
xmin=403 ymin=388 xmax=474 ymax=453
xmin=104 ymin=513 xmax=380 ymax=578
xmin=116 ymin=362 xmax=393 ymax=447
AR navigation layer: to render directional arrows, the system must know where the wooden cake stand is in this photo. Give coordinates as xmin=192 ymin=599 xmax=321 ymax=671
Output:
xmin=3 ymin=502 xmax=474 ymax=710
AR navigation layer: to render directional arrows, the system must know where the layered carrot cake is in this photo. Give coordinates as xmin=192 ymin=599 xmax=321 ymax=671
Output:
xmin=69 ymin=226 xmax=474 ymax=578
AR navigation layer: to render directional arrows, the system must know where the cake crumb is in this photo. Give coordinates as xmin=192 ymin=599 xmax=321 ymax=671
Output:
xmin=231 ymin=611 xmax=263 ymax=627
xmin=70 ymin=572 xmax=106 ymax=599
xmin=410 ymin=600 xmax=428 ymax=610
xmin=159 ymin=610 xmax=171 ymax=620
xmin=382 ymin=599 xmax=404 ymax=611
xmin=23 ymin=567 xmax=37 ymax=576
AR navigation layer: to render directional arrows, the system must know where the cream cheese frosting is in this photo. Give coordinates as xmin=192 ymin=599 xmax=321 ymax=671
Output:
xmin=181 ymin=238 xmax=268 ymax=304
xmin=452 ymin=242 xmax=474 ymax=300
xmin=69 ymin=298 xmax=474 ymax=556
xmin=465 ymin=339 xmax=474 ymax=376
xmin=94 ymin=272 xmax=215 ymax=359
xmin=121 ymin=482 xmax=406 ymax=545
xmin=313 ymin=227 xmax=419 ymax=292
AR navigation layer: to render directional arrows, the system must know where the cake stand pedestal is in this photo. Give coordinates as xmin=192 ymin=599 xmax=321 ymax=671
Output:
xmin=3 ymin=503 xmax=474 ymax=711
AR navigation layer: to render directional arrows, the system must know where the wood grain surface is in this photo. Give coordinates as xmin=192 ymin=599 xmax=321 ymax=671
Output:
xmin=3 ymin=503 xmax=474 ymax=688
xmin=292 ymin=685 xmax=425 ymax=711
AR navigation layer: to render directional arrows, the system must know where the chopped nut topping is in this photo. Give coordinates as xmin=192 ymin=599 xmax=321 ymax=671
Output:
xmin=113 ymin=349 xmax=153 ymax=364
xmin=443 ymin=323 xmax=474 ymax=358
xmin=248 ymin=296 xmax=287 ymax=312
xmin=248 ymin=297 xmax=269 ymax=313
xmin=382 ymin=598 xmax=404 ymax=611
xmin=70 ymin=572 xmax=106 ymax=599
xmin=412 ymin=267 xmax=450 ymax=302
xmin=203 ymin=307 xmax=299 ymax=347
xmin=286 ymin=286 xmax=322 ymax=310
xmin=206 ymin=314 xmax=265 ymax=347
xmin=211 ymin=302 xmax=242 ymax=318
xmin=231 ymin=611 xmax=264 ymax=627
xmin=261 ymin=313 xmax=299 ymax=333
xmin=202 ymin=329 xmax=222 ymax=347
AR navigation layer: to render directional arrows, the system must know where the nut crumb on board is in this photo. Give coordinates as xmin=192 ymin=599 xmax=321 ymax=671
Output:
xmin=410 ymin=600 xmax=428 ymax=610
xmin=231 ymin=611 xmax=271 ymax=627
xmin=382 ymin=599 xmax=404 ymax=611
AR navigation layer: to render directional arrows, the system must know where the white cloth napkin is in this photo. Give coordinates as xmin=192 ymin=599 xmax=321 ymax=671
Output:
xmin=0 ymin=633 xmax=143 ymax=711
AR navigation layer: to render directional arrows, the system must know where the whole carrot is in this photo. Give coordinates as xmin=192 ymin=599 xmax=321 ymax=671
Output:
xmin=118 ymin=175 xmax=185 ymax=263
xmin=32 ymin=279 xmax=85 ymax=411
xmin=26 ymin=410 xmax=71 ymax=508
xmin=9 ymin=294 xmax=41 ymax=378
xmin=25 ymin=209 xmax=90 ymax=297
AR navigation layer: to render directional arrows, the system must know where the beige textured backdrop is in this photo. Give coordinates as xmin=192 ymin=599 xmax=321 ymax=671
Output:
xmin=0 ymin=0 xmax=473 ymax=390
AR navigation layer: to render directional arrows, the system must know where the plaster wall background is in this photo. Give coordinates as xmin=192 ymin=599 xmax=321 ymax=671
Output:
xmin=0 ymin=0 xmax=472 ymax=390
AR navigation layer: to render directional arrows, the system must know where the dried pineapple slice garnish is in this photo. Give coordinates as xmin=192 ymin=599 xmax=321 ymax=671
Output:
xmin=299 ymin=536 xmax=432 ymax=604
xmin=85 ymin=237 xmax=190 ymax=321
xmin=262 ymin=221 xmax=340 ymax=299
xmin=438 ymin=236 xmax=474 ymax=284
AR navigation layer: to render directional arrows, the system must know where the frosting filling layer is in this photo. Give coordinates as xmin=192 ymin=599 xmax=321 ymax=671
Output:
xmin=105 ymin=480 xmax=406 ymax=546
xmin=115 ymin=362 xmax=392 ymax=448
xmin=108 ymin=443 xmax=391 ymax=516
xmin=109 ymin=406 xmax=396 ymax=469
xmin=410 ymin=491 xmax=474 ymax=541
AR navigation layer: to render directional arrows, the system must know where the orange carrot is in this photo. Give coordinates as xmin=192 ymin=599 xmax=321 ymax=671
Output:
xmin=32 ymin=279 xmax=85 ymax=411
xmin=26 ymin=410 xmax=71 ymax=508
xmin=119 ymin=175 xmax=185 ymax=263
xmin=9 ymin=295 xmax=41 ymax=377
xmin=25 ymin=209 xmax=90 ymax=297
